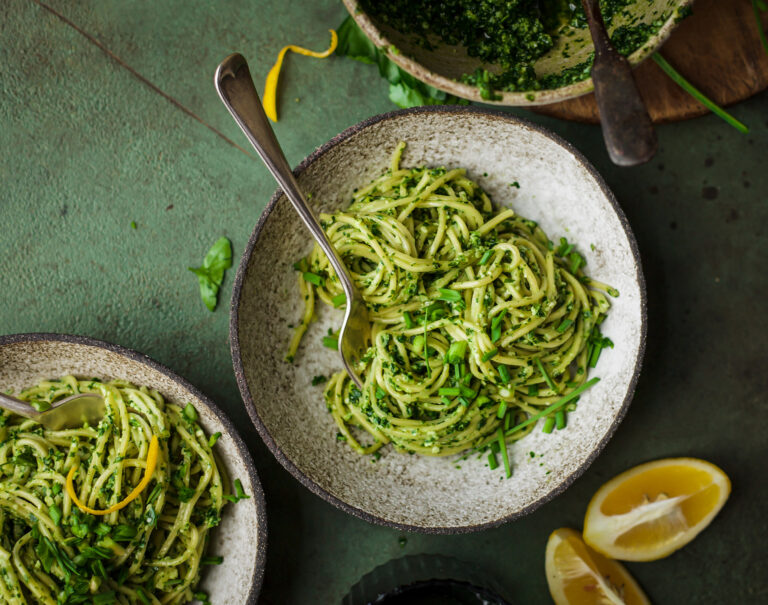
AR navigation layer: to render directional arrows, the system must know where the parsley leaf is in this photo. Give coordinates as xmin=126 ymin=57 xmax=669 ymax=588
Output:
xmin=188 ymin=237 xmax=233 ymax=311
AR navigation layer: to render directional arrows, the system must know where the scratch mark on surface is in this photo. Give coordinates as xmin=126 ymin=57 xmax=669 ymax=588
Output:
xmin=31 ymin=0 xmax=251 ymax=157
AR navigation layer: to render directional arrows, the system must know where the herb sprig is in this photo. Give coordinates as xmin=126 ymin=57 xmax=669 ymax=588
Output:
xmin=336 ymin=16 xmax=468 ymax=109
xmin=189 ymin=237 xmax=233 ymax=311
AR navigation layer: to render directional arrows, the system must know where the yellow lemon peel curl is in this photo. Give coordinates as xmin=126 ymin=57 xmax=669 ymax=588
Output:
xmin=263 ymin=29 xmax=337 ymax=122
xmin=66 ymin=435 xmax=159 ymax=516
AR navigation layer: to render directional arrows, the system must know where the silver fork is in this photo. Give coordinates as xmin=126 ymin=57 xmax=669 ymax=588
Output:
xmin=214 ymin=53 xmax=370 ymax=389
xmin=0 ymin=391 xmax=105 ymax=430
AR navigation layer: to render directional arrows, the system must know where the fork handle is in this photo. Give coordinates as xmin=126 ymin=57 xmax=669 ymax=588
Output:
xmin=0 ymin=392 xmax=39 ymax=419
xmin=213 ymin=54 xmax=355 ymax=297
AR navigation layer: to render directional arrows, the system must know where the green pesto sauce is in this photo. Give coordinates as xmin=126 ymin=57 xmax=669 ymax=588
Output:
xmin=361 ymin=0 xmax=668 ymax=96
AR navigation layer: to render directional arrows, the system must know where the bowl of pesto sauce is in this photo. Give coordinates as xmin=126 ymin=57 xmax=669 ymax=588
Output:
xmin=343 ymin=0 xmax=693 ymax=105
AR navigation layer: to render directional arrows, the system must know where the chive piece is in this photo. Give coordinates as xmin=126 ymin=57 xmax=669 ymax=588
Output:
xmin=437 ymin=288 xmax=462 ymax=304
xmin=459 ymin=386 xmax=477 ymax=399
xmin=589 ymin=342 xmax=603 ymax=368
xmin=322 ymin=335 xmax=338 ymax=349
xmin=136 ymin=588 xmax=151 ymax=605
xmin=331 ymin=293 xmax=346 ymax=307
xmin=569 ymin=251 xmax=584 ymax=274
xmin=48 ymin=504 xmax=62 ymax=526
xmin=92 ymin=592 xmax=117 ymax=605
xmin=302 ymin=271 xmax=325 ymax=287
xmin=491 ymin=309 xmax=506 ymax=343
xmin=487 ymin=451 xmax=499 ymax=470
xmin=498 ymin=365 xmax=511 ymax=384
xmin=542 ymin=417 xmax=556 ymax=434
xmin=311 ymin=375 xmax=327 ymax=386
xmin=507 ymin=377 xmax=599 ymax=436
xmin=497 ymin=428 xmax=511 ymax=478
xmin=422 ymin=313 xmax=431 ymax=378
xmin=146 ymin=483 xmax=162 ymax=506
xmin=458 ymin=396 xmax=470 ymax=407
xmin=496 ymin=400 xmax=508 ymax=419
xmin=504 ymin=412 xmax=511 ymax=431
xmin=445 ymin=340 xmax=468 ymax=364
xmin=440 ymin=396 xmax=452 ymax=406
xmin=403 ymin=311 xmax=414 ymax=329
xmin=182 ymin=403 xmax=198 ymax=422
xmin=375 ymin=387 xmax=386 ymax=400
xmin=111 ymin=524 xmax=137 ymax=542
xmin=478 ymin=249 xmax=494 ymax=265
xmin=130 ymin=221 xmax=137 ymax=229
xmin=202 ymin=555 xmax=224 ymax=566
xmin=556 ymin=319 xmax=574 ymax=333
xmin=652 ymin=54 xmax=749 ymax=133
xmin=208 ymin=432 xmax=222 ymax=447
xmin=528 ymin=384 xmax=539 ymax=397
xmin=555 ymin=410 xmax=567 ymax=430
xmin=535 ymin=358 xmax=558 ymax=393
xmin=453 ymin=363 xmax=461 ymax=380
xmin=481 ymin=348 xmax=499 ymax=362
xmin=754 ymin=0 xmax=768 ymax=55
xmin=438 ymin=387 xmax=460 ymax=397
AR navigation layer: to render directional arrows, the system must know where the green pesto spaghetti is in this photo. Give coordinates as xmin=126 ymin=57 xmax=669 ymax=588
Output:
xmin=289 ymin=142 xmax=616 ymax=458
xmin=0 ymin=376 xmax=238 ymax=605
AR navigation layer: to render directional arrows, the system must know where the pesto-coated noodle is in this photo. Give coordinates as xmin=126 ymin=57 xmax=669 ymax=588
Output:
xmin=290 ymin=143 xmax=615 ymax=457
xmin=0 ymin=377 xmax=232 ymax=604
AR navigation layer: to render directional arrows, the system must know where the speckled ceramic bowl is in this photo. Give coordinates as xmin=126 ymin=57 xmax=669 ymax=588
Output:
xmin=342 ymin=0 xmax=693 ymax=106
xmin=232 ymin=106 xmax=646 ymax=532
xmin=0 ymin=333 xmax=267 ymax=603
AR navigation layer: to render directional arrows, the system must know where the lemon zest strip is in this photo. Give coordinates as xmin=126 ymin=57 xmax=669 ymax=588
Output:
xmin=263 ymin=29 xmax=338 ymax=122
xmin=66 ymin=435 xmax=159 ymax=516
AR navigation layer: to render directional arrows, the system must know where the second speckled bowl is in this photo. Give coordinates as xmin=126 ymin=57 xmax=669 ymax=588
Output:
xmin=231 ymin=107 xmax=646 ymax=532
xmin=0 ymin=333 xmax=267 ymax=601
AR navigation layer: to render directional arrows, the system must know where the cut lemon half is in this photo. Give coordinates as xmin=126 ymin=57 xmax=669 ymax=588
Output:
xmin=546 ymin=528 xmax=650 ymax=605
xmin=583 ymin=457 xmax=731 ymax=561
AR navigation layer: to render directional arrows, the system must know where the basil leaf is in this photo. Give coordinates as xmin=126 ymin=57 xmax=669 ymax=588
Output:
xmin=188 ymin=237 xmax=232 ymax=311
xmin=336 ymin=16 xmax=469 ymax=109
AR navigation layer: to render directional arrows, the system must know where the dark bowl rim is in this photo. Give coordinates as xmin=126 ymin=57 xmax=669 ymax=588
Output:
xmin=0 ymin=332 xmax=268 ymax=602
xmin=229 ymin=104 xmax=648 ymax=534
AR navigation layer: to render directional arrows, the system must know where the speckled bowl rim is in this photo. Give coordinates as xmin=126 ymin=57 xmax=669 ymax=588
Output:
xmin=342 ymin=0 xmax=695 ymax=107
xmin=230 ymin=105 xmax=648 ymax=534
xmin=0 ymin=332 xmax=268 ymax=600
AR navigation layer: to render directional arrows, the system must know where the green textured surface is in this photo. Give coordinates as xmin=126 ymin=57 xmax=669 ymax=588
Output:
xmin=1 ymin=1 xmax=767 ymax=603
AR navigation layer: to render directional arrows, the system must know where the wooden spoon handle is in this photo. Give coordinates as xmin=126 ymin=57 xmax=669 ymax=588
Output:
xmin=581 ymin=0 xmax=657 ymax=166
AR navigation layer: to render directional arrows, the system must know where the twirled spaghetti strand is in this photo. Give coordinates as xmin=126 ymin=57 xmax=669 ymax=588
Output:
xmin=291 ymin=143 xmax=614 ymax=457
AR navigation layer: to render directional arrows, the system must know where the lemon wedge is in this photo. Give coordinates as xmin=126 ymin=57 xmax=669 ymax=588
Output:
xmin=546 ymin=528 xmax=650 ymax=605
xmin=583 ymin=457 xmax=731 ymax=561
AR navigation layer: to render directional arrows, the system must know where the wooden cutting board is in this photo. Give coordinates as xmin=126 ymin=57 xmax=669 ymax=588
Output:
xmin=533 ymin=0 xmax=768 ymax=124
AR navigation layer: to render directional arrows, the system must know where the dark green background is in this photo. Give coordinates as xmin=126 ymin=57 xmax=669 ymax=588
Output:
xmin=2 ymin=1 xmax=767 ymax=603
